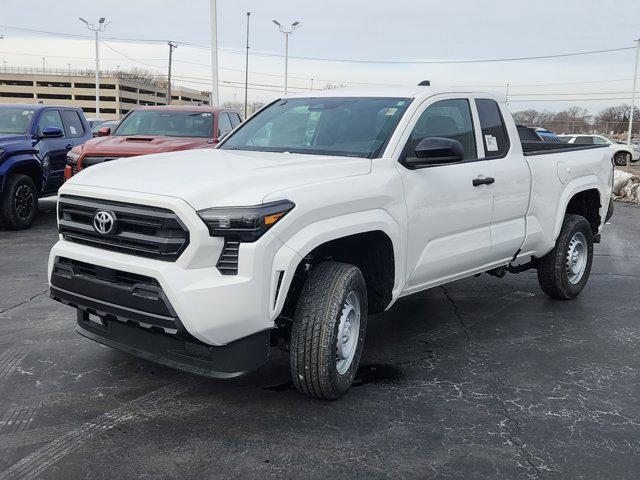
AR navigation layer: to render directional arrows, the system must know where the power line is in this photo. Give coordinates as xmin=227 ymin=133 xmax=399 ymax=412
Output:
xmin=1 ymin=24 xmax=636 ymax=64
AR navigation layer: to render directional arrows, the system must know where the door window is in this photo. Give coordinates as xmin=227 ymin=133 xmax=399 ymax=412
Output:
xmin=402 ymin=99 xmax=476 ymax=161
xmin=475 ymin=99 xmax=510 ymax=158
xmin=229 ymin=112 xmax=242 ymax=128
xmin=217 ymin=112 xmax=232 ymax=137
xmin=574 ymin=136 xmax=594 ymax=145
xmin=593 ymin=136 xmax=609 ymax=145
xmin=61 ymin=110 xmax=85 ymax=138
xmin=37 ymin=110 xmax=64 ymax=135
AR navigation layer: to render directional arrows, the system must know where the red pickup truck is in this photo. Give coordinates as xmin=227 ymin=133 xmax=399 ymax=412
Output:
xmin=65 ymin=105 xmax=242 ymax=180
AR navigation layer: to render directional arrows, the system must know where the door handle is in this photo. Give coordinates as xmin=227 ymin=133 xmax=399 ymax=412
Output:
xmin=472 ymin=177 xmax=495 ymax=187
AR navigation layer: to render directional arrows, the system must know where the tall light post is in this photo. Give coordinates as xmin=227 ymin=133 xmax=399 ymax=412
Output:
xmin=210 ymin=0 xmax=219 ymax=106
xmin=244 ymin=11 xmax=251 ymax=118
xmin=79 ymin=17 xmax=108 ymax=118
xmin=41 ymin=57 xmax=45 ymax=73
xmin=272 ymin=20 xmax=301 ymax=95
xmin=627 ymin=38 xmax=640 ymax=147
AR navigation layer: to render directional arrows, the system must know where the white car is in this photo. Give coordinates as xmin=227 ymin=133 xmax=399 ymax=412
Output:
xmin=49 ymin=87 xmax=613 ymax=399
xmin=558 ymin=134 xmax=640 ymax=166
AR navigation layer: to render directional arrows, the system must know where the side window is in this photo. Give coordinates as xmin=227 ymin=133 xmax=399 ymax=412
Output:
xmin=475 ymin=99 xmax=510 ymax=158
xmin=229 ymin=112 xmax=241 ymax=128
xmin=217 ymin=112 xmax=232 ymax=137
xmin=593 ymin=136 xmax=608 ymax=145
xmin=403 ymin=98 xmax=477 ymax=161
xmin=61 ymin=110 xmax=85 ymax=138
xmin=37 ymin=110 xmax=64 ymax=135
xmin=574 ymin=136 xmax=594 ymax=145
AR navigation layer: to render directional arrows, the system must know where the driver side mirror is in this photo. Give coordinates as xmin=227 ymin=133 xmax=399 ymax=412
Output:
xmin=39 ymin=126 xmax=64 ymax=138
xmin=97 ymin=127 xmax=111 ymax=137
xmin=404 ymin=137 xmax=465 ymax=169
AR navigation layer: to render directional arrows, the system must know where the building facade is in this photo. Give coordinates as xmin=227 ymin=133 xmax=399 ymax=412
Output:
xmin=0 ymin=69 xmax=212 ymax=120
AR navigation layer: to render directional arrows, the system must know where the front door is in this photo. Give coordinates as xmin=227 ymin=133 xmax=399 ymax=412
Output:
xmin=397 ymin=96 xmax=494 ymax=294
xmin=38 ymin=109 xmax=68 ymax=195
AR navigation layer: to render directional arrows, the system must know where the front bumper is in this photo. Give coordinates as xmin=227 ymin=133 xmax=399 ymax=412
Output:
xmin=48 ymin=185 xmax=301 ymax=347
xmin=75 ymin=310 xmax=270 ymax=379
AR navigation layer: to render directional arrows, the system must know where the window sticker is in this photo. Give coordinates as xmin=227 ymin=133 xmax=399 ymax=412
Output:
xmin=69 ymin=126 xmax=77 ymax=135
xmin=386 ymin=108 xmax=398 ymax=116
xmin=485 ymin=134 xmax=499 ymax=152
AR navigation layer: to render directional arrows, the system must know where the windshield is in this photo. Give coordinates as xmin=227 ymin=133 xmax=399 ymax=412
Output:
xmin=220 ymin=97 xmax=412 ymax=158
xmin=0 ymin=107 xmax=35 ymax=135
xmin=114 ymin=110 xmax=214 ymax=138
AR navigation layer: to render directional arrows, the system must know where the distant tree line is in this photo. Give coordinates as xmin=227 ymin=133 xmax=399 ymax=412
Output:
xmin=513 ymin=104 xmax=640 ymax=136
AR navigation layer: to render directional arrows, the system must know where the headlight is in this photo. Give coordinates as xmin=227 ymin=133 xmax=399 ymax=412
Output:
xmin=197 ymin=200 xmax=295 ymax=242
xmin=66 ymin=150 xmax=81 ymax=165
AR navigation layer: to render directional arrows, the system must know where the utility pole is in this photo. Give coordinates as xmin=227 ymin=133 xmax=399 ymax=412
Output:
xmin=210 ymin=0 xmax=219 ymax=106
xmin=272 ymin=20 xmax=301 ymax=95
xmin=41 ymin=57 xmax=45 ymax=73
xmin=244 ymin=11 xmax=250 ymax=118
xmin=310 ymin=78 xmax=314 ymax=91
xmin=627 ymin=38 xmax=640 ymax=147
xmin=166 ymin=42 xmax=177 ymax=105
xmin=79 ymin=17 xmax=108 ymax=118
xmin=505 ymin=83 xmax=510 ymax=104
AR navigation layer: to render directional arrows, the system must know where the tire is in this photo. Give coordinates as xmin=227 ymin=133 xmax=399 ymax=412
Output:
xmin=537 ymin=214 xmax=593 ymax=300
xmin=614 ymin=151 xmax=629 ymax=166
xmin=0 ymin=174 xmax=38 ymax=230
xmin=290 ymin=262 xmax=368 ymax=400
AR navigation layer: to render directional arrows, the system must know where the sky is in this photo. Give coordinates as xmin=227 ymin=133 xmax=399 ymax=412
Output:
xmin=0 ymin=0 xmax=639 ymax=114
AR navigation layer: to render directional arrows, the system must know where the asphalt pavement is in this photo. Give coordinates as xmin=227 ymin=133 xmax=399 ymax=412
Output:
xmin=0 ymin=198 xmax=639 ymax=479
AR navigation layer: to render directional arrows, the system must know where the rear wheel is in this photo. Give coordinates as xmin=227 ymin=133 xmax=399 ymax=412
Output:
xmin=0 ymin=174 xmax=38 ymax=230
xmin=537 ymin=214 xmax=593 ymax=300
xmin=290 ymin=262 xmax=368 ymax=400
xmin=614 ymin=151 xmax=630 ymax=166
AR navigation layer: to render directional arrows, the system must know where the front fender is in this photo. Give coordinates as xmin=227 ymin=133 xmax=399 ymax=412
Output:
xmin=0 ymin=154 xmax=43 ymax=192
xmin=269 ymin=209 xmax=404 ymax=319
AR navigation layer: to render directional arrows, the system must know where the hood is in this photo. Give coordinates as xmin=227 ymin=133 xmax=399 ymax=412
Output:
xmin=0 ymin=134 xmax=32 ymax=149
xmin=81 ymin=135 xmax=211 ymax=157
xmin=67 ymin=149 xmax=371 ymax=210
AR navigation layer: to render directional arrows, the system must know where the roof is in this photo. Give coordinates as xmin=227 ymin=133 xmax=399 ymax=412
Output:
xmin=284 ymin=86 xmax=507 ymax=103
xmin=0 ymin=103 xmax=81 ymax=110
xmin=133 ymin=105 xmax=224 ymax=112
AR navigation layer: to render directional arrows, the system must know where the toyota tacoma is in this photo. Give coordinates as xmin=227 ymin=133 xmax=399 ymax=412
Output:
xmin=49 ymin=87 xmax=614 ymax=399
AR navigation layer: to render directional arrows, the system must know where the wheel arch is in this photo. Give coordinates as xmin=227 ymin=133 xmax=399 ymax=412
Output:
xmin=270 ymin=209 xmax=404 ymax=320
xmin=553 ymin=179 xmax=603 ymax=242
xmin=6 ymin=156 xmax=44 ymax=194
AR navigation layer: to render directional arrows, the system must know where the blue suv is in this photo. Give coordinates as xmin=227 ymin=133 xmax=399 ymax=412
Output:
xmin=0 ymin=104 xmax=92 ymax=229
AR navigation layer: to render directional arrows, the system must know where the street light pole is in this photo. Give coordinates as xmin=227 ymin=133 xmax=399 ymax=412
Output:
xmin=244 ymin=11 xmax=250 ymax=118
xmin=41 ymin=57 xmax=45 ymax=73
xmin=210 ymin=0 xmax=219 ymax=106
xmin=79 ymin=17 xmax=108 ymax=118
xmin=627 ymin=38 xmax=640 ymax=146
xmin=272 ymin=20 xmax=301 ymax=96
xmin=166 ymin=42 xmax=177 ymax=105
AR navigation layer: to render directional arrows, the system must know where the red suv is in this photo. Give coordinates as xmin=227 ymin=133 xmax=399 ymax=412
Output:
xmin=65 ymin=106 xmax=242 ymax=180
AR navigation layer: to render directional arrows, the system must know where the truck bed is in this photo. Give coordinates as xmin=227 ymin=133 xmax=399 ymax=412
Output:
xmin=521 ymin=141 xmax=609 ymax=156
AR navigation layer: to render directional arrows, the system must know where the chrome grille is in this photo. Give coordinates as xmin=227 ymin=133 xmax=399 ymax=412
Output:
xmin=58 ymin=195 xmax=189 ymax=262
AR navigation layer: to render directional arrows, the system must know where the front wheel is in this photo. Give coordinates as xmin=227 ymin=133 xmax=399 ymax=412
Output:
xmin=614 ymin=151 xmax=630 ymax=166
xmin=537 ymin=214 xmax=594 ymax=300
xmin=0 ymin=174 xmax=38 ymax=230
xmin=290 ymin=262 xmax=368 ymax=400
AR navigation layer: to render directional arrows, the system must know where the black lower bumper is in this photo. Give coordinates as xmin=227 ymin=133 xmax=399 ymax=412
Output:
xmin=75 ymin=311 xmax=270 ymax=379
xmin=50 ymin=257 xmax=270 ymax=379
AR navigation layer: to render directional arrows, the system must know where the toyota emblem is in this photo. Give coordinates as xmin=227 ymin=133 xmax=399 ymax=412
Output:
xmin=93 ymin=210 xmax=116 ymax=235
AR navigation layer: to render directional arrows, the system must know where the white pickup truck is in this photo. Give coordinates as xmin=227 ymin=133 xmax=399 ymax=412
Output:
xmin=49 ymin=87 xmax=614 ymax=399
